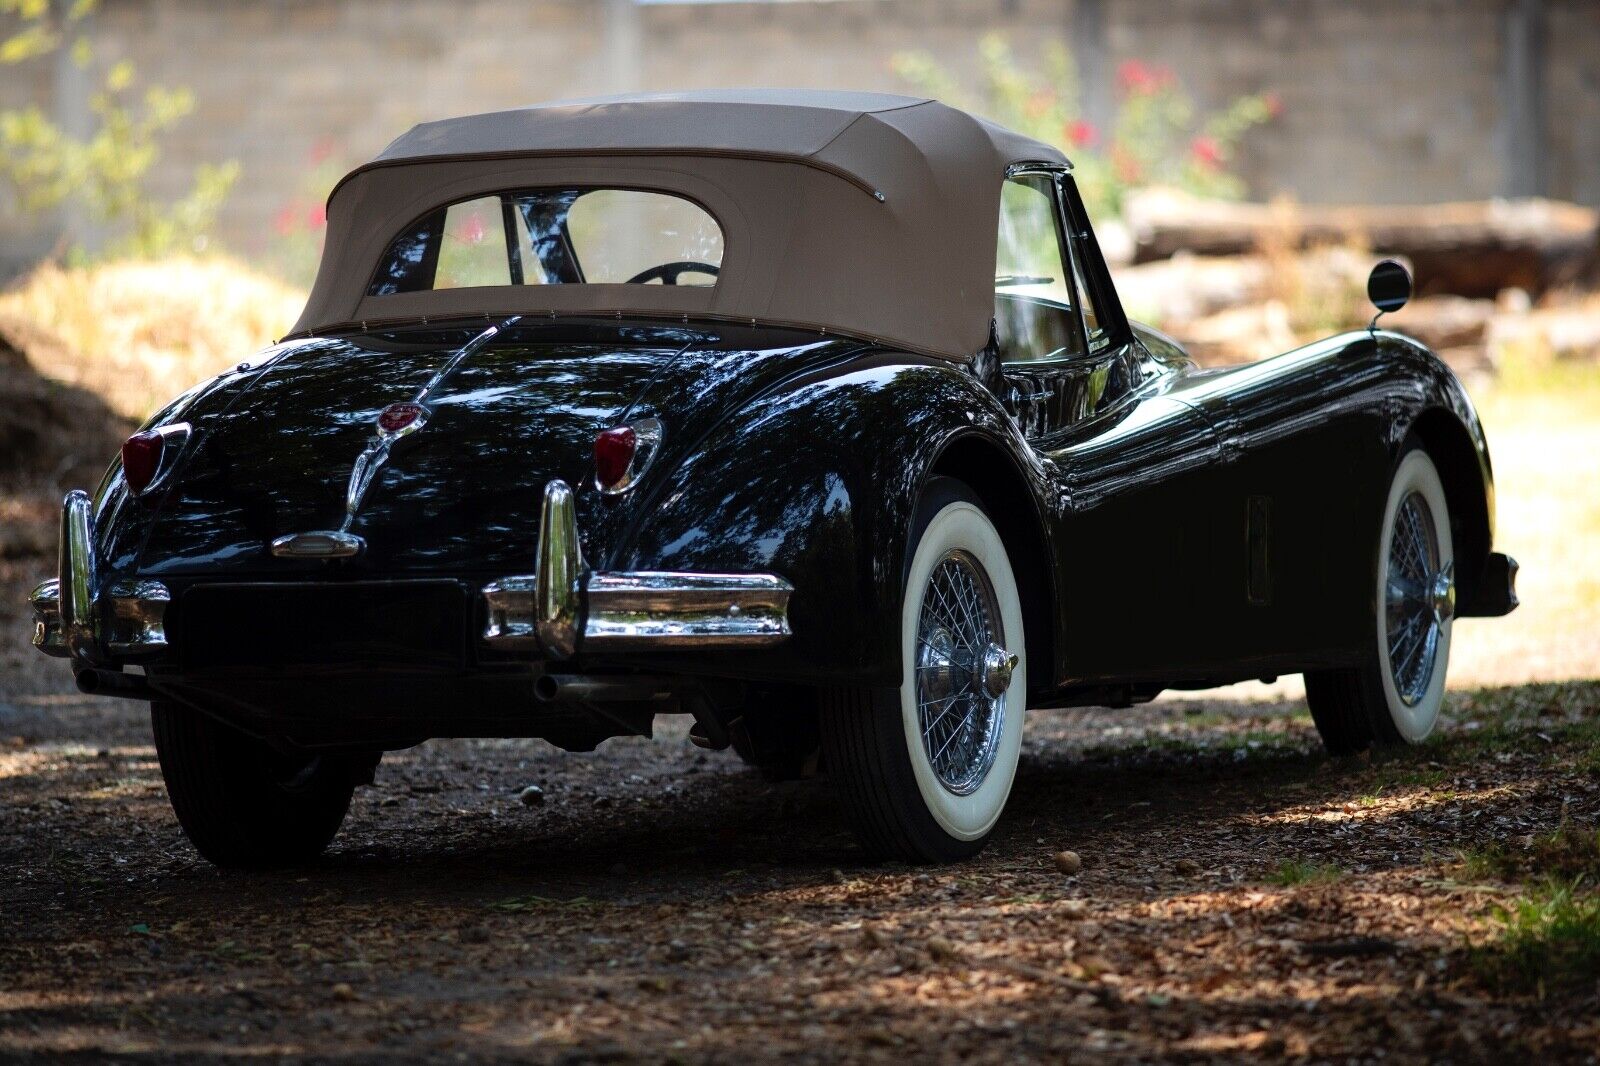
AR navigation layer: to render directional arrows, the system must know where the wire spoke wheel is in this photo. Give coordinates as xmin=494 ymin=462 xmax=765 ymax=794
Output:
xmin=1384 ymin=491 xmax=1449 ymax=706
xmin=915 ymin=550 xmax=1007 ymax=795
xmin=1306 ymin=447 xmax=1456 ymax=754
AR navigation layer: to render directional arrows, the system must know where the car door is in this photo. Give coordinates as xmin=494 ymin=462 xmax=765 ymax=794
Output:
xmin=991 ymin=171 xmax=1225 ymax=684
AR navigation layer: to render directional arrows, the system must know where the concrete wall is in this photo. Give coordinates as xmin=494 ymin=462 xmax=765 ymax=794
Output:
xmin=1 ymin=0 xmax=1596 ymax=274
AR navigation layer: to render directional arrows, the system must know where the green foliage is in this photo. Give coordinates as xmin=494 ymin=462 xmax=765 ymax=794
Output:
xmin=0 ymin=0 xmax=237 ymax=258
xmin=893 ymin=35 xmax=1278 ymax=220
xmin=1266 ymin=859 xmax=1343 ymax=887
xmin=1469 ymin=880 xmax=1600 ymax=995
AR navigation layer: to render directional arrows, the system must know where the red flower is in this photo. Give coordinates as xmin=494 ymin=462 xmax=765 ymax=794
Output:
xmin=456 ymin=212 xmax=487 ymax=244
xmin=1118 ymin=60 xmax=1174 ymax=95
xmin=1065 ymin=119 xmax=1099 ymax=149
xmin=1118 ymin=60 xmax=1152 ymax=93
xmin=306 ymin=202 xmax=326 ymax=228
xmin=273 ymin=203 xmax=299 ymax=237
xmin=1263 ymin=91 xmax=1284 ymax=119
xmin=1190 ymin=135 xmax=1222 ymax=169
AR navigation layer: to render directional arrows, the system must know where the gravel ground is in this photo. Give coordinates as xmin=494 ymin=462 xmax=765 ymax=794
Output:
xmin=4 ymin=542 xmax=1599 ymax=1063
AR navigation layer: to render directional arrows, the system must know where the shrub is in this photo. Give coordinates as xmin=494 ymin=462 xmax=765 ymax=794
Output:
xmin=893 ymin=35 xmax=1278 ymax=220
xmin=0 ymin=0 xmax=237 ymax=258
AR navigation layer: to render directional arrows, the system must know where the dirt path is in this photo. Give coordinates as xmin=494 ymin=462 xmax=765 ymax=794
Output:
xmin=3 ymin=669 xmax=1598 ymax=1063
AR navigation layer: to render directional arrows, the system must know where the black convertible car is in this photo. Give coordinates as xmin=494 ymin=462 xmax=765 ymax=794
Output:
xmin=31 ymin=90 xmax=1517 ymax=866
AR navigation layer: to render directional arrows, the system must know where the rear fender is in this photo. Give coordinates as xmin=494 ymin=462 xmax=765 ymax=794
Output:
xmin=613 ymin=354 xmax=1041 ymax=688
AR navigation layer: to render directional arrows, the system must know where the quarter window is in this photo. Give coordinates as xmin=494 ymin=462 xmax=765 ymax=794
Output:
xmin=1067 ymin=228 xmax=1107 ymax=350
xmin=369 ymin=188 xmax=724 ymax=295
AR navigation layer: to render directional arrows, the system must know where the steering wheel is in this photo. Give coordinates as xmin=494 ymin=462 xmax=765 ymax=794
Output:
xmin=625 ymin=261 xmax=720 ymax=286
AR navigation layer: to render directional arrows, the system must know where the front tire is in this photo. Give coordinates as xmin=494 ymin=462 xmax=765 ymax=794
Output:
xmin=823 ymin=478 xmax=1026 ymax=862
xmin=1306 ymin=446 xmax=1455 ymax=754
xmin=152 ymin=701 xmax=364 ymax=868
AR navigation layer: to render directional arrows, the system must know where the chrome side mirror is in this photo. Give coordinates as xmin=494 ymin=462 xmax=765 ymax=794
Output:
xmin=1367 ymin=259 xmax=1412 ymax=329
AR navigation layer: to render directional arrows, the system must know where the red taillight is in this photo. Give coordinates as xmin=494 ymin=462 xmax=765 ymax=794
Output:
xmin=121 ymin=431 xmax=164 ymax=495
xmin=593 ymin=426 xmax=637 ymax=490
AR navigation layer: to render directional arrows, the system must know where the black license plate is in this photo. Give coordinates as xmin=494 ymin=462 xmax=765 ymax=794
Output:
xmin=179 ymin=581 xmax=468 ymax=671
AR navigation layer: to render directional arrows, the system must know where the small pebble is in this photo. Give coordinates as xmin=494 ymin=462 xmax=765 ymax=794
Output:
xmin=518 ymin=785 xmax=545 ymax=807
xmin=1060 ymin=899 xmax=1088 ymax=919
xmin=1175 ymin=858 xmax=1202 ymax=876
xmin=331 ymin=982 xmax=357 ymax=1002
xmin=1077 ymin=953 xmax=1115 ymax=979
xmin=1053 ymin=850 xmax=1082 ymax=875
xmin=926 ymin=935 xmax=961 ymax=961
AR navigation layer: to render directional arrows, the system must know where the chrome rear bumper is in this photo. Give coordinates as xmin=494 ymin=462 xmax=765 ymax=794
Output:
xmin=482 ymin=480 xmax=793 ymax=657
xmin=32 ymin=480 xmax=789 ymax=665
xmin=31 ymin=490 xmax=171 ymax=662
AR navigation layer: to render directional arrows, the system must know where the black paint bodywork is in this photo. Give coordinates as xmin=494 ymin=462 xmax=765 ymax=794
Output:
xmin=84 ymin=302 xmax=1506 ymax=750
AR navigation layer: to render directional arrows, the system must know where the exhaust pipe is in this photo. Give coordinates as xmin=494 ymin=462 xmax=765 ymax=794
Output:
xmin=533 ymin=674 xmax=677 ymax=704
xmin=75 ymin=668 xmax=155 ymax=701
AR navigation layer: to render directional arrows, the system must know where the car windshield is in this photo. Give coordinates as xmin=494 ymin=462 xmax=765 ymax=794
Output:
xmin=368 ymin=188 xmax=724 ymax=295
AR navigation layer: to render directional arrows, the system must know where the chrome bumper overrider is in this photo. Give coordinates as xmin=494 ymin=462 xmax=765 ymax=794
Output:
xmin=30 ymin=491 xmax=170 ymax=662
xmin=482 ymin=480 xmax=793 ymax=657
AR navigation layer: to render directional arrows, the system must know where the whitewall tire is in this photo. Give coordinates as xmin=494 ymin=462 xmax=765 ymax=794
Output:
xmin=1306 ymin=446 xmax=1455 ymax=753
xmin=823 ymin=477 xmax=1026 ymax=862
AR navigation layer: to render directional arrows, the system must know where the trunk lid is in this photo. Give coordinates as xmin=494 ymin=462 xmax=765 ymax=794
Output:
xmin=134 ymin=322 xmax=867 ymax=577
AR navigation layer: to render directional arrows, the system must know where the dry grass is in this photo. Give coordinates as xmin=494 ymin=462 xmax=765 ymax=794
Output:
xmin=1448 ymin=355 xmax=1600 ymax=687
xmin=0 ymin=257 xmax=305 ymax=422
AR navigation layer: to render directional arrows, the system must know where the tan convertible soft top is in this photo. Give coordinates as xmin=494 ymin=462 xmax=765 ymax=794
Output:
xmin=288 ymin=89 xmax=1069 ymax=361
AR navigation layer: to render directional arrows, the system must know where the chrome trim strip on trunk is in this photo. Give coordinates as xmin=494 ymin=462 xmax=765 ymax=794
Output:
xmin=481 ymin=479 xmax=794 ymax=655
xmin=340 ymin=315 xmax=521 ymax=531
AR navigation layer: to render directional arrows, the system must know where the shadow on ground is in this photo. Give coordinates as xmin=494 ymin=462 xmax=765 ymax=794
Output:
xmin=3 ymin=680 xmax=1599 ymax=1061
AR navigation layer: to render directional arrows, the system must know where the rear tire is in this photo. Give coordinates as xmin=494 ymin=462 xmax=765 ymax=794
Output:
xmin=823 ymin=478 xmax=1026 ymax=863
xmin=1306 ymin=445 xmax=1455 ymax=754
xmin=152 ymin=701 xmax=364 ymax=868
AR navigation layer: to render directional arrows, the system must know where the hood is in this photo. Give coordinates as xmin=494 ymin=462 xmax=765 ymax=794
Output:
xmin=128 ymin=321 xmax=867 ymax=577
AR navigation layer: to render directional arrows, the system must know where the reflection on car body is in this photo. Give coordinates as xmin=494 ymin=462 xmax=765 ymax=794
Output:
xmin=29 ymin=89 xmax=1516 ymax=868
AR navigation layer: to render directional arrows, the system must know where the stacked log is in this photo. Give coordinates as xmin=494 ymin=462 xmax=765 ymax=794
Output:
xmin=1124 ymin=189 xmax=1600 ymax=298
